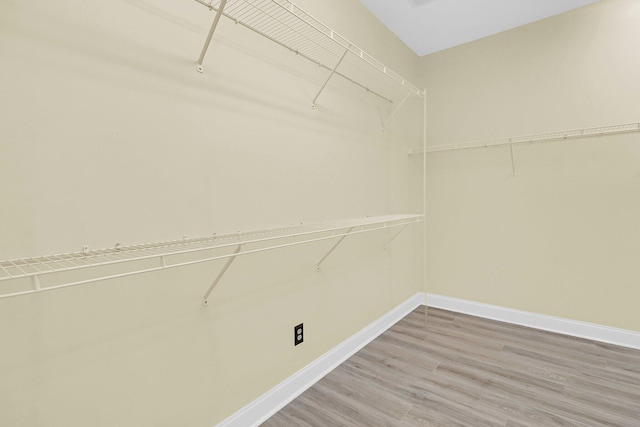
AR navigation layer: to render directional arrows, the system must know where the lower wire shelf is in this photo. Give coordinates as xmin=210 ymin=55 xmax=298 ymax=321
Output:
xmin=0 ymin=214 xmax=423 ymax=303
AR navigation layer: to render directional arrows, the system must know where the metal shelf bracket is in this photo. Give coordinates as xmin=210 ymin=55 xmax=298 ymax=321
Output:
xmin=382 ymin=90 xmax=413 ymax=131
xmin=312 ymin=48 xmax=349 ymax=108
xmin=383 ymin=224 xmax=410 ymax=250
xmin=316 ymin=226 xmax=354 ymax=271
xmin=196 ymin=0 xmax=228 ymax=73
xmin=202 ymin=243 xmax=242 ymax=306
xmin=509 ymin=142 xmax=516 ymax=177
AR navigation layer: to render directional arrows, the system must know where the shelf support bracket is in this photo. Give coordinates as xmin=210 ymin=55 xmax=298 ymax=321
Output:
xmin=202 ymin=243 xmax=242 ymax=306
xmin=312 ymin=48 xmax=349 ymax=108
xmin=383 ymin=224 xmax=410 ymax=250
xmin=382 ymin=90 xmax=413 ymax=131
xmin=509 ymin=141 xmax=516 ymax=177
xmin=316 ymin=227 xmax=354 ymax=271
xmin=196 ymin=0 xmax=228 ymax=73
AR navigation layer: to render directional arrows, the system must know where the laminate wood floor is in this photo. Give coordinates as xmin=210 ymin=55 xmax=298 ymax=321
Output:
xmin=261 ymin=307 xmax=640 ymax=426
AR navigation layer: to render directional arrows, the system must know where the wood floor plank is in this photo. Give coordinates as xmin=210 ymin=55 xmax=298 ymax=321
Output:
xmin=261 ymin=308 xmax=640 ymax=426
xmin=477 ymin=389 xmax=592 ymax=427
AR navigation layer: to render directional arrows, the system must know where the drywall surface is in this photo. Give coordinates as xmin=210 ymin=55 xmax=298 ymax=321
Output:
xmin=0 ymin=0 xmax=422 ymax=425
xmin=420 ymin=0 xmax=640 ymax=331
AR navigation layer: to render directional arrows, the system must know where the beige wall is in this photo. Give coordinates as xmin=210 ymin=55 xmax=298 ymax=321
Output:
xmin=421 ymin=0 xmax=640 ymax=331
xmin=7 ymin=0 xmax=638 ymax=424
xmin=0 ymin=0 xmax=422 ymax=425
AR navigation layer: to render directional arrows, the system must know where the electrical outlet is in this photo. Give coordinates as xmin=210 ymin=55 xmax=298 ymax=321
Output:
xmin=294 ymin=323 xmax=304 ymax=346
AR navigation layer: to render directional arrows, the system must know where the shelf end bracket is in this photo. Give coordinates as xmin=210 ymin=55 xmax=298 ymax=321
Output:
xmin=196 ymin=0 xmax=228 ymax=73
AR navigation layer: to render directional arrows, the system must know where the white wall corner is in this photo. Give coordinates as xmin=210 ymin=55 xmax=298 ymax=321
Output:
xmin=216 ymin=292 xmax=426 ymax=427
xmin=427 ymin=294 xmax=640 ymax=350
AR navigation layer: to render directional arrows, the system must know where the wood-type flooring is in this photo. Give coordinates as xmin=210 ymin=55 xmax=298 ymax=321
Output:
xmin=261 ymin=306 xmax=640 ymax=426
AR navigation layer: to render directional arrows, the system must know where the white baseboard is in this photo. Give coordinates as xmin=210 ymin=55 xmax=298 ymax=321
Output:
xmin=216 ymin=292 xmax=640 ymax=426
xmin=427 ymin=294 xmax=640 ymax=350
xmin=216 ymin=292 xmax=426 ymax=427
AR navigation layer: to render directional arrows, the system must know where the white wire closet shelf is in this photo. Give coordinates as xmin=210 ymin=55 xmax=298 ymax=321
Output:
xmin=409 ymin=123 xmax=640 ymax=155
xmin=193 ymin=0 xmax=423 ymax=106
xmin=409 ymin=122 xmax=639 ymax=177
xmin=0 ymin=214 xmax=422 ymax=304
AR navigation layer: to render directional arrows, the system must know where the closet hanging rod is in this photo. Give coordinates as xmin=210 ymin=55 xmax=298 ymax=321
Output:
xmin=409 ymin=122 xmax=640 ymax=155
xmin=192 ymin=0 xmax=423 ymax=102
xmin=0 ymin=214 xmax=423 ymax=300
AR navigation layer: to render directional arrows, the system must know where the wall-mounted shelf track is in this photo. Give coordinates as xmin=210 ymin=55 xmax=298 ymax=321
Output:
xmin=193 ymin=0 xmax=423 ymax=107
xmin=0 ymin=214 xmax=422 ymax=304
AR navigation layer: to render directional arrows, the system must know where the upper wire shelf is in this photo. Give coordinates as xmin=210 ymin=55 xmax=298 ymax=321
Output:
xmin=0 ymin=214 xmax=423 ymax=301
xmin=193 ymin=0 xmax=423 ymax=104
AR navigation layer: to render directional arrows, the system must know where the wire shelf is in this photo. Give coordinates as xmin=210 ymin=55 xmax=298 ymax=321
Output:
xmin=409 ymin=123 xmax=640 ymax=155
xmin=0 ymin=214 xmax=423 ymax=300
xmin=193 ymin=0 xmax=423 ymax=104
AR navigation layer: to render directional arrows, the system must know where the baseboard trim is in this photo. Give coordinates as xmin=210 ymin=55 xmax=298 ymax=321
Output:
xmin=216 ymin=292 xmax=426 ymax=427
xmin=427 ymin=294 xmax=640 ymax=350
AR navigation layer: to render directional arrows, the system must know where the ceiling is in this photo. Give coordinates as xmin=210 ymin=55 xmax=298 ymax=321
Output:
xmin=359 ymin=0 xmax=599 ymax=56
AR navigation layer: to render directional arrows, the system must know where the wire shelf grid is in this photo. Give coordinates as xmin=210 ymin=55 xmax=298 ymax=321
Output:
xmin=0 ymin=214 xmax=423 ymax=299
xmin=194 ymin=0 xmax=422 ymax=103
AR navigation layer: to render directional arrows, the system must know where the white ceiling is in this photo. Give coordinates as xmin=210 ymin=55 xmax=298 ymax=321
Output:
xmin=359 ymin=0 xmax=599 ymax=56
